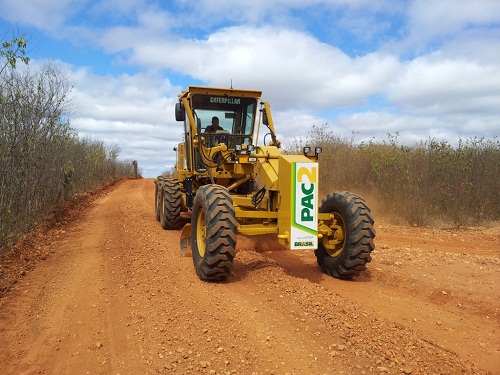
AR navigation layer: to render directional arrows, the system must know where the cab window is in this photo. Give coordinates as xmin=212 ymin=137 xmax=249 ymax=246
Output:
xmin=192 ymin=95 xmax=256 ymax=139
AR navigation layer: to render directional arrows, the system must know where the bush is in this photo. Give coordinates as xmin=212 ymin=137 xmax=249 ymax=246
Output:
xmin=290 ymin=125 xmax=500 ymax=227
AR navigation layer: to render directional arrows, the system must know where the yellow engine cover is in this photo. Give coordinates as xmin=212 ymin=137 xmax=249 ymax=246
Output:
xmin=278 ymin=155 xmax=319 ymax=250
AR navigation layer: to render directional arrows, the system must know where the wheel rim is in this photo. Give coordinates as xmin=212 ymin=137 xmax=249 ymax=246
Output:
xmin=196 ymin=207 xmax=206 ymax=257
xmin=322 ymin=212 xmax=346 ymax=258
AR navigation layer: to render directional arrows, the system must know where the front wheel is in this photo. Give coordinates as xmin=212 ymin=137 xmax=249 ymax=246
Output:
xmin=315 ymin=192 xmax=375 ymax=279
xmin=191 ymin=185 xmax=237 ymax=281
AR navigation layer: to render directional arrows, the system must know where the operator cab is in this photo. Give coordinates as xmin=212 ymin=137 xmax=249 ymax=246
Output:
xmin=192 ymin=94 xmax=256 ymax=149
xmin=175 ymin=87 xmax=262 ymax=173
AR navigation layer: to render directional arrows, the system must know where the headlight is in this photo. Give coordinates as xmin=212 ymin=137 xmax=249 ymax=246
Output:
xmin=303 ymin=146 xmax=311 ymax=155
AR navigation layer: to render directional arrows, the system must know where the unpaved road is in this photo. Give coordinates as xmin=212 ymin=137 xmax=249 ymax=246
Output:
xmin=0 ymin=179 xmax=499 ymax=375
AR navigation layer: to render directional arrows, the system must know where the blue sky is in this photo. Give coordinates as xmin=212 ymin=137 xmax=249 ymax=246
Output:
xmin=1 ymin=0 xmax=499 ymax=177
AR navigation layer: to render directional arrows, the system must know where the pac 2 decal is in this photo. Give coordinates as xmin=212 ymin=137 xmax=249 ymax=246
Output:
xmin=291 ymin=162 xmax=318 ymax=249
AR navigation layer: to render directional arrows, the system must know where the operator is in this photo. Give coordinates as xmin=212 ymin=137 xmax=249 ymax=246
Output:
xmin=205 ymin=116 xmax=224 ymax=133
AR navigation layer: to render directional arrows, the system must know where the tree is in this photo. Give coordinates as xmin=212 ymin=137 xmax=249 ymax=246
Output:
xmin=0 ymin=35 xmax=30 ymax=75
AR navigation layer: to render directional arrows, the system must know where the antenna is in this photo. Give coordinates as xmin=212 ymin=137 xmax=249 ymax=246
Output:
xmin=230 ymin=79 xmax=233 ymax=89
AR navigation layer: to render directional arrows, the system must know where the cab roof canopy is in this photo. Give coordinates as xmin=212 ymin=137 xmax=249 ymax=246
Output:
xmin=178 ymin=86 xmax=262 ymax=100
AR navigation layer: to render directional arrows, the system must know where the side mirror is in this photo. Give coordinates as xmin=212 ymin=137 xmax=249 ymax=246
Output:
xmin=175 ymin=102 xmax=185 ymax=122
xmin=262 ymin=109 xmax=269 ymax=125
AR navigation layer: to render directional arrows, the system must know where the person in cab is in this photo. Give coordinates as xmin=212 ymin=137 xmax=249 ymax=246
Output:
xmin=205 ymin=116 xmax=224 ymax=133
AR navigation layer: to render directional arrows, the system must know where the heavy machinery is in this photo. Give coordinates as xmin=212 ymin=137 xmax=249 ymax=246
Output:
xmin=155 ymin=86 xmax=375 ymax=281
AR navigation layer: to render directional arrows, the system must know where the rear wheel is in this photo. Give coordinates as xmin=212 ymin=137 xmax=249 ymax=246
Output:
xmin=315 ymin=191 xmax=375 ymax=279
xmin=155 ymin=177 xmax=163 ymax=222
xmin=161 ymin=177 xmax=182 ymax=229
xmin=191 ymin=185 xmax=237 ymax=281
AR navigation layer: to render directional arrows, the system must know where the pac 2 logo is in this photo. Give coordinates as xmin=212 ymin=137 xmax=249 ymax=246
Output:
xmin=291 ymin=162 xmax=318 ymax=249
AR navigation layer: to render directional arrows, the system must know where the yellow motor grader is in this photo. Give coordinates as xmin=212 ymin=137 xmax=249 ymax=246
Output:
xmin=155 ymin=86 xmax=375 ymax=281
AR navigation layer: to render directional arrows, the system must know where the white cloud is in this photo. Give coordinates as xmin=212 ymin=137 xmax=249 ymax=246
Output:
xmin=332 ymin=111 xmax=452 ymax=145
xmin=387 ymin=55 xmax=500 ymax=116
xmin=177 ymin=0 xmax=400 ymax=25
xmin=405 ymin=0 xmax=500 ymax=50
xmin=98 ymin=24 xmax=401 ymax=112
xmin=86 ymin=0 xmax=148 ymax=18
xmin=270 ymin=110 xmax=328 ymax=149
xmin=1 ymin=0 xmax=86 ymax=31
xmin=440 ymin=29 xmax=500 ymax=63
xmin=67 ymin=69 xmax=184 ymax=176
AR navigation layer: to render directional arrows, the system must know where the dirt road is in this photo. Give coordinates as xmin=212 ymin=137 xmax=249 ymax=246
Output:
xmin=0 ymin=179 xmax=498 ymax=375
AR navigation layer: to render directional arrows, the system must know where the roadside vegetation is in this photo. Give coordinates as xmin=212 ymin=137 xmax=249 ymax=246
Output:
xmin=290 ymin=124 xmax=500 ymax=228
xmin=1 ymin=33 xmax=136 ymax=252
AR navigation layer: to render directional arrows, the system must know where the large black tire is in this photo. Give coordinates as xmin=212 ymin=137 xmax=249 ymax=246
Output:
xmin=155 ymin=177 xmax=163 ymax=222
xmin=191 ymin=185 xmax=237 ymax=281
xmin=315 ymin=191 xmax=375 ymax=280
xmin=161 ymin=177 xmax=182 ymax=230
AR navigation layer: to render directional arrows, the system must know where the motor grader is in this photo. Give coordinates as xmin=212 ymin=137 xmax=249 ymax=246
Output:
xmin=155 ymin=86 xmax=375 ymax=281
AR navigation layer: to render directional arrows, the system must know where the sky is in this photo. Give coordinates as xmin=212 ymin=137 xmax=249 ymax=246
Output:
xmin=1 ymin=0 xmax=499 ymax=177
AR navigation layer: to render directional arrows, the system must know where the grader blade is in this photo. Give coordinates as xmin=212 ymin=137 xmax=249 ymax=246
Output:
xmin=180 ymin=223 xmax=192 ymax=256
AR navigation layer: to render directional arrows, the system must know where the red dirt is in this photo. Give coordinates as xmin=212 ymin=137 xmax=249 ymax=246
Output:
xmin=0 ymin=179 xmax=499 ymax=374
